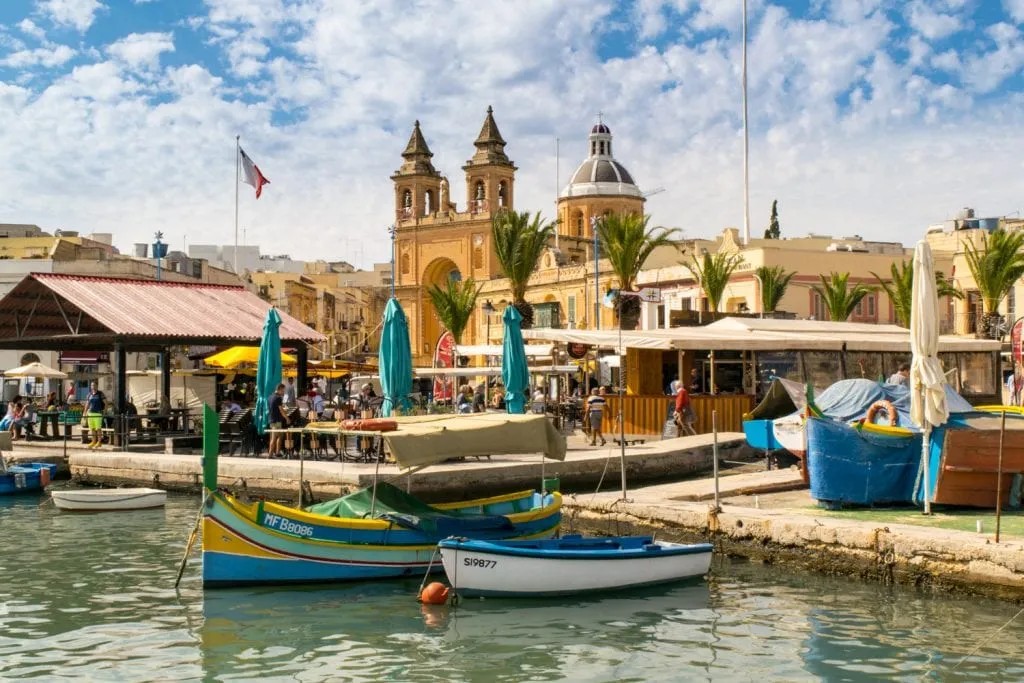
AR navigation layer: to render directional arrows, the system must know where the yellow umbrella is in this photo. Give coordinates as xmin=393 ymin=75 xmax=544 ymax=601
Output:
xmin=204 ymin=346 xmax=296 ymax=369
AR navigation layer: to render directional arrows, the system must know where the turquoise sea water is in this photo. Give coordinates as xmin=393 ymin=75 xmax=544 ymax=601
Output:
xmin=2 ymin=492 xmax=1023 ymax=681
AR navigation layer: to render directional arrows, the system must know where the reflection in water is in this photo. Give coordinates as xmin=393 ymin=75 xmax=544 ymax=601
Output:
xmin=3 ymin=494 xmax=1024 ymax=681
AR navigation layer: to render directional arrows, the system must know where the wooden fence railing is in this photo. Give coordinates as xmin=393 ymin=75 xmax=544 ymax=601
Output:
xmin=599 ymin=394 xmax=755 ymax=436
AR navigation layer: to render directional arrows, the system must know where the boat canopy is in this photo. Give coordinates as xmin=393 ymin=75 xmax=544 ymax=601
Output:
xmin=308 ymin=413 xmax=566 ymax=469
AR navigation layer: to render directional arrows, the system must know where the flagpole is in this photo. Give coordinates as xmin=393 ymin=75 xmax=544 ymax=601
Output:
xmin=741 ymin=0 xmax=750 ymax=246
xmin=234 ymin=135 xmax=240 ymax=275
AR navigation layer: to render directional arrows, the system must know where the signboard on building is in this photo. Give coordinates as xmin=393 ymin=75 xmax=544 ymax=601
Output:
xmin=432 ymin=331 xmax=456 ymax=402
xmin=638 ymin=287 xmax=662 ymax=303
xmin=59 ymin=351 xmax=110 ymax=365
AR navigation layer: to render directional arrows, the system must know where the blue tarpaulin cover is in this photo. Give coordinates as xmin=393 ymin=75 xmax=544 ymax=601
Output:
xmin=811 ymin=379 xmax=973 ymax=428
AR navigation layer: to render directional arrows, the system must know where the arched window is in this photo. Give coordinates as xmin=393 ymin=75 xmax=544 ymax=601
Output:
xmin=497 ymin=181 xmax=507 ymax=208
xmin=599 ymin=141 xmax=606 ymax=155
xmin=402 ymin=189 xmax=412 ymax=208
xmin=424 ymin=189 xmax=434 ymax=215
xmin=20 ymin=353 xmax=40 ymax=366
xmin=475 ymin=181 xmax=485 ymax=200
xmin=591 ymin=141 xmax=597 ymax=156
xmin=573 ymin=211 xmax=584 ymax=237
xmin=449 ymin=269 xmax=462 ymax=282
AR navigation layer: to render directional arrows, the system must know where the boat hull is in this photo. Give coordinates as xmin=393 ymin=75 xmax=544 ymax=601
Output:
xmin=806 ymin=417 xmax=919 ymax=506
xmin=202 ymin=489 xmax=562 ymax=587
xmin=51 ymin=488 xmax=167 ymax=511
xmin=0 ymin=463 xmax=56 ymax=495
xmin=438 ymin=536 xmax=713 ymax=597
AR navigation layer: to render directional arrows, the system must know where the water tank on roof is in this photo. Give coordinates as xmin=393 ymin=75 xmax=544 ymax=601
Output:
xmin=133 ymin=243 xmax=148 ymax=257
xmin=957 ymin=207 xmax=976 ymax=220
xmin=978 ymin=218 xmax=999 ymax=231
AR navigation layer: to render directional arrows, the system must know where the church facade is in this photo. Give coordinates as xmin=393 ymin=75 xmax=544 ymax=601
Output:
xmin=392 ymin=107 xmax=654 ymax=365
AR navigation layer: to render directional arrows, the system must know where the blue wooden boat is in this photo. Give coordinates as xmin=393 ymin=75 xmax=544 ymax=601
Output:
xmin=437 ymin=535 xmax=713 ymax=597
xmin=0 ymin=462 xmax=57 ymax=495
xmin=806 ymin=418 xmax=920 ymax=507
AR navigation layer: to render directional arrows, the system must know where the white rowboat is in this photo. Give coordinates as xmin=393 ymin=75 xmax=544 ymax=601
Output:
xmin=438 ymin=535 xmax=713 ymax=598
xmin=52 ymin=488 xmax=167 ymax=512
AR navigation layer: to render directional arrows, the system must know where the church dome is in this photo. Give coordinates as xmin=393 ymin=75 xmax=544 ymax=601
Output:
xmin=560 ymin=122 xmax=643 ymax=199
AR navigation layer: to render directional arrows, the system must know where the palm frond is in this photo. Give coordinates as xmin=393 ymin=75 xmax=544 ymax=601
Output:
xmin=426 ymin=277 xmax=482 ymax=344
xmin=491 ymin=209 xmax=556 ymax=306
xmin=872 ymin=260 xmax=963 ymax=328
xmin=754 ymin=265 xmax=795 ymax=313
xmin=963 ymin=229 xmax=1024 ymax=314
xmin=812 ymin=272 xmax=875 ymax=321
xmin=690 ymin=251 xmax=744 ymax=312
xmin=597 ymin=213 xmax=682 ymax=291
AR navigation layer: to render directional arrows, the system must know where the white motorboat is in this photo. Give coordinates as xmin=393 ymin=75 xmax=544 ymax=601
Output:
xmin=51 ymin=488 xmax=167 ymax=512
xmin=437 ymin=534 xmax=713 ymax=598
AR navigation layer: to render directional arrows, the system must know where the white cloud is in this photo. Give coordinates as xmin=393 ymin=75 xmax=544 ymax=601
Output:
xmin=905 ymin=1 xmax=963 ymax=41
xmin=0 ymin=0 xmax=1023 ymax=265
xmin=1 ymin=44 xmax=75 ymax=68
xmin=17 ymin=19 xmax=47 ymax=41
xmin=1005 ymin=0 xmax=1024 ymax=24
xmin=37 ymin=0 xmax=105 ymax=33
xmin=106 ymin=32 xmax=174 ymax=71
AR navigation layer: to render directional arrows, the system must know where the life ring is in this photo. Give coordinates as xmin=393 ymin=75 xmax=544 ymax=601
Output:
xmin=865 ymin=400 xmax=897 ymax=426
xmin=340 ymin=418 xmax=398 ymax=432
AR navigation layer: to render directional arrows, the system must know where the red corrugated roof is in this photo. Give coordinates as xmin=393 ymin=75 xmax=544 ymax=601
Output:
xmin=0 ymin=273 xmax=325 ymax=344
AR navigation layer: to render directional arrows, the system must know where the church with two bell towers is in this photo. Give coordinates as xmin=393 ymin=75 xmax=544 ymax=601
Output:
xmin=391 ymin=106 xmax=649 ymax=365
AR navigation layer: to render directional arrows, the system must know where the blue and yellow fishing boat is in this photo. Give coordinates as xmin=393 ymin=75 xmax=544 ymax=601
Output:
xmin=200 ymin=412 xmax=566 ymax=587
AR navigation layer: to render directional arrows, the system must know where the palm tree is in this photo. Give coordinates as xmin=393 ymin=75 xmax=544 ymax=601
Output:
xmin=754 ymin=265 xmax=795 ymax=314
xmin=689 ymin=250 xmax=745 ymax=314
xmin=963 ymin=229 xmax=1024 ymax=337
xmin=871 ymin=260 xmax=962 ymax=328
xmin=812 ymin=272 xmax=875 ymax=322
xmin=491 ymin=210 xmax=556 ymax=328
xmin=597 ymin=213 xmax=681 ymax=329
xmin=427 ymin=277 xmax=482 ymax=345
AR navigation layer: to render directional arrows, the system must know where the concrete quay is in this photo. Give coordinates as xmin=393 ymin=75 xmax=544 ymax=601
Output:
xmin=61 ymin=433 xmax=755 ymax=502
xmin=565 ymin=474 xmax=1024 ymax=602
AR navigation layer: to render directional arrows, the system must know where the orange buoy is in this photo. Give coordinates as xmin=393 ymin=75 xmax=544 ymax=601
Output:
xmin=419 ymin=582 xmax=450 ymax=605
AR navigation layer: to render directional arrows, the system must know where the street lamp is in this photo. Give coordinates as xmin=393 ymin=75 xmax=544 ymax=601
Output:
xmin=387 ymin=224 xmax=397 ymax=299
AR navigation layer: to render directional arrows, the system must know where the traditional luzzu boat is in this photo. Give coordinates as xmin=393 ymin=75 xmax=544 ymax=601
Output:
xmin=200 ymin=412 xmax=566 ymax=588
xmin=802 ymin=379 xmax=1024 ymax=508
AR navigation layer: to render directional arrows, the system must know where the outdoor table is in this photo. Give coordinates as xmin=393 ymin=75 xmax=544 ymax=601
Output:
xmin=36 ymin=410 xmax=61 ymax=438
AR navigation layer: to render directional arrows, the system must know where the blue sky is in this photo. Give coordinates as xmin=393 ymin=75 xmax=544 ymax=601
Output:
xmin=1 ymin=0 xmax=1024 ymax=265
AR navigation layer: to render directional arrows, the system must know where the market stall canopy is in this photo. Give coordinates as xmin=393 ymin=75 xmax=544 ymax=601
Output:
xmin=205 ymin=346 xmax=296 ymax=369
xmin=522 ymin=317 xmax=999 ymax=353
xmin=412 ymin=365 xmax=581 ymax=377
xmin=0 ymin=273 xmax=325 ymax=351
xmin=2 ymin=361 xmax=67 ymax=379
xmin=456 ymin=344 xmax=554 ymax=358
xmin=308 ymin=413 xmax=566 ymax=468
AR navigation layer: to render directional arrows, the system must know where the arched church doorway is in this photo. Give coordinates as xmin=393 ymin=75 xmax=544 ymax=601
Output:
xmin=421 ymin=257 xmax=463 ymax=358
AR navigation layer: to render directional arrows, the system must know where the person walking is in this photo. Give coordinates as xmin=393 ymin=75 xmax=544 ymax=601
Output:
xmin=267 ymin=383 xmax=289 ymax=457
xmin=586 ymin=388 xmax=607 ymax=446
xmin=673 ymin=384 xmax=697 ymax=436
xmin=473 ymin=383 xmax=486 ymax=413
xmin=84 ymin=381 xmax=106 ymax=449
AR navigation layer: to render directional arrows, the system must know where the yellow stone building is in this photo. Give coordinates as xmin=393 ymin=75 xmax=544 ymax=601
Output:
xmin=392 ymin=110 xmax=654 ymax=364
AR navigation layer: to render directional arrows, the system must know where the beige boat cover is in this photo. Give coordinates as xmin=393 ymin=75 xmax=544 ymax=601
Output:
xmin=375 ymin=413 xmax=566 ymax=469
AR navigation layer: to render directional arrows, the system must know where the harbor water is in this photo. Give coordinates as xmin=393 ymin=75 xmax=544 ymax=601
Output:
xmin=2 ymin=493 xmax=1023 ymax=681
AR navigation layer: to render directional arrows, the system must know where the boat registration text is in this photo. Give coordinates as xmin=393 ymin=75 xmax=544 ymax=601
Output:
xmin=464 ymin=557 xmax=497 ymax=569
xmin=263 ymin=513 xmax=314 ymax=537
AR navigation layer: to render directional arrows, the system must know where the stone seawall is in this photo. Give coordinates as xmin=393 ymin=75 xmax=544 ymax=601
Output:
xmin=68 ymin=434 xmax=755 ymax=503
xmin=566 ymin=498 xmax=1024 ymax=602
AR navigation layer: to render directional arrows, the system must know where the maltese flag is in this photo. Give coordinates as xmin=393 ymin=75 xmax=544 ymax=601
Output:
xmin=239 ymin=147 xmax=270 ymax=199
